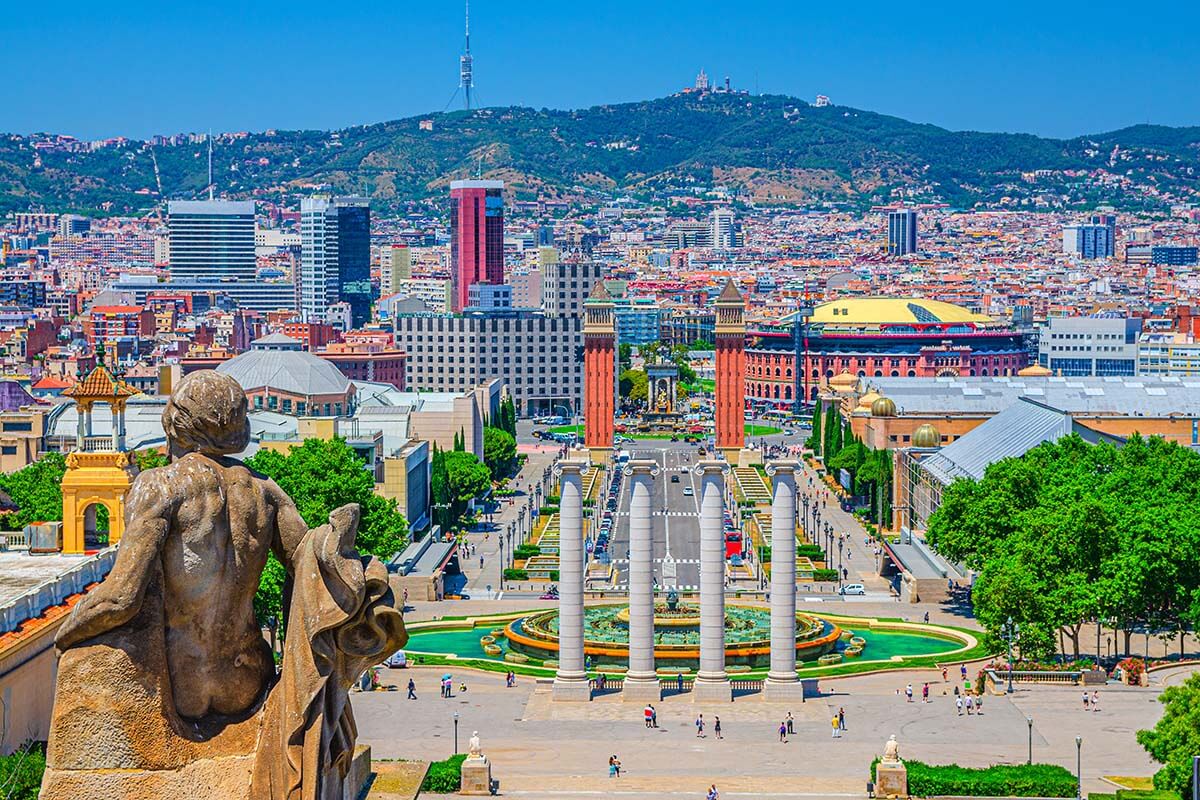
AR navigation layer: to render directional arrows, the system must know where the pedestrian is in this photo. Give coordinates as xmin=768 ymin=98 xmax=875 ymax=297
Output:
xmin=956 ymin=696 xmax=963 ymax=716
xmin=1091 ymin=690 xmax=1100 ymax=711
xmin=696 ymin=714 xmax=705 ymax=738
xmin=407 ymin=678 xmax=416 ymax=700
xmin=838 ymin=707 xmax=845 ymax=730
xmin=479 ymin=555 xmax=484 ymax=570
xmin=779 ymin=721 xmax=788 ymax=742
xmin=402 ymin=588 xmax=409 ymax=609
xmin=831 ymin=714 xmax=841 ymax=738
xmin=651 ymin=704 xmax=658 ymax=728
xmin=942 ymin=666 xmax=948 ymax=682
xmin=1082 ymin=691 xmax=1090 ymax=711
xmin=786 ymin=711 xmax=794 ymax=734
xmin=707 ymin=784 xmax=720 ymax=800
xmin=644 ymin=704 xmax=653 ymax=728
xmin=608 ymin=755 xmax=618 ymax=778
xmin=965 ymin=695 xmax=974 ymax=715
xmin=960 ymin=664 xmax=967 ymax=682
xmin=905 ymin=683 xmax=913 ymax=703
xmin=613 ymin=756 xmax=621 ymax=777
xmin=922 ymin=683 xmax=929 ymax=703
xmin=678 ymin=672 xmax=685 ymax=693
xmin=975 ymin=694 xmax=983 ymax=714
xmin=459 ymin=680 xmax=468 ymax=694
xmin=714 ymin=716 xmax=723 ymax=739
xmin=923 ymin=611 xmax=930 ymax=624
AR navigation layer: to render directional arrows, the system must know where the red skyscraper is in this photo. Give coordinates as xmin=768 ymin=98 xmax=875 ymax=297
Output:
xmin=449 ymin=179 xmax=505 ymax=312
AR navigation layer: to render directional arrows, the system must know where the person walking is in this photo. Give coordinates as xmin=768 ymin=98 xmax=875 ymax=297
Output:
xmin=609 ymin=756 xmax=617 ymax=778
xmin=838 ymin=707 xmax=845 ymax=730
xmin=644 ymin=704 xmax=653 ymax=728
xmin=975 ymin=694 xmax=983 ymax=714
xmin=779 ymin=721 xmax=788 ymax=743
xmin=1082 ymin=690 xmax=1090 ymax=711
xmin=678 ymin=672 xmax=685 ymax=693
xmin=1091 ymin=690 xmax=1100 ymax=711
xmin=922 ymin=683 xmax=929 ymax=703
xmin=786 ymin=711 xmax=795 ymax=734
xmin=407 ymin=678 xmax=417 ymax=700
xmin=905 ymin=683 xmax=914 ymax=703
xmin=650 ymin=704 xmax=658 ymax=728
xmin=965 ymin=695 xmax=974 ymax=715
xmin=960 ymin=664 xmax=967 ymax=682
xmin=831 ymin=714 xmax=841 ymax=738
xmin=942 ymin=666 xmax=948 ymax=683
xmin=696 ymin=714 xmax=705 ymax=738
xmin=707 ymin=784 xmax=720 ymax=800
xmin=956 ymin=696 xmax=963 ymax=716
xmin=714 ymin=716 xmax=723 ymax=740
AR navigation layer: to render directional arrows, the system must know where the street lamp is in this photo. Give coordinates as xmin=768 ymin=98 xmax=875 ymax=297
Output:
xmin=801 ymin=495 xmax=810 ymax=538
xmin=824 ymin=521 xmax=832 ymax=562
xmin=454 ymin=711 xmax=460 ymax=755
xmin=1001 ymin=616 xmax=1020 ymax=693
xmin=1080 ymin=738 xmax=1089 ymax=800
xmin=1026 ymin=716 xmax=1033 ymax=765
xmin=837 ymin=536 xmax=844 ymax=577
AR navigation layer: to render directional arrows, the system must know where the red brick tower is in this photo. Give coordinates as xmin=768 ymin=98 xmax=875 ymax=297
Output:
xmin=583 ymin=279 xmax=616 ymax=456
xmin=715 ymin=280 xmax=746 ymax=457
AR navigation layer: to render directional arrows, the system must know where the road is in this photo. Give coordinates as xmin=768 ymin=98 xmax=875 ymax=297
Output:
xmin=605 ymin=441 xmax=706 ymax=591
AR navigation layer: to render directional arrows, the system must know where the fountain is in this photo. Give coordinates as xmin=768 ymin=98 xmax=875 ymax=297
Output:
xmin=504 ymin=602 xmax=842 ymax=669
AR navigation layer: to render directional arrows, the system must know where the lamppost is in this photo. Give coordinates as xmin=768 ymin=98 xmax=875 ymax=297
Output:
xmin=1080 ymin=738 xmax=1089 ymax=800
xmin=801 ymin=495 xmax=810 ymax=539
xmin=1026 ymin=716 xmax=1033 ymax=765
xmin=824 ymin=521 xmax=832 ymax=563
xmin=837 ymin=536 xmax=844 ymax=580
xmin=1001 ymin=616 xmax=1020 ymax=693
xmin=454 ymin=711 xmax=460 ymax=755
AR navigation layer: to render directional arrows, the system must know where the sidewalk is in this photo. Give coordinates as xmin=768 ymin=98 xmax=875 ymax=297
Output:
xmin=458 ymin=447 xmax=560 ymax=597
xmin=795 ymin=460 xmax=893 ymax=594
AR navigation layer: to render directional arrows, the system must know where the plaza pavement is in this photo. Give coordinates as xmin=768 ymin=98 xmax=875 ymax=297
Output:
xmin=354 ymin=661 xmax=1191 ymax=799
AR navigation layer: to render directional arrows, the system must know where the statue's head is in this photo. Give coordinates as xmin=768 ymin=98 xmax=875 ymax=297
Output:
xmin=163 ymin=370 xmax=251 ymax=457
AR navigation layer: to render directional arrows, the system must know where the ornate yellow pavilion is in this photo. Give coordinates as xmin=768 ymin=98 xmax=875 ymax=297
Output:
xmin=60 ymin=366 xmax=139 ymax=554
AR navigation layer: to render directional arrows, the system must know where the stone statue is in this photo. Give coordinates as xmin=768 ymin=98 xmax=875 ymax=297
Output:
xmin=468 ymin=732 xmax=482 ymax=758
xmin=40 ymin=370 xmax=407 ymax=800
xmin=882 ymin=734 xmax=901 ymax=763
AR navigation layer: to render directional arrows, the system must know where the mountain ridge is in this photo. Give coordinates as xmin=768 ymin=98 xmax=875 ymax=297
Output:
xmin=3 ymin=93 xmax=1198 ymax=216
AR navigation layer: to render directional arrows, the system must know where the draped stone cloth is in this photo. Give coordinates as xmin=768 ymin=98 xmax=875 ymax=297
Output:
xmin=251 ymin=504 xmax=406 ymax=800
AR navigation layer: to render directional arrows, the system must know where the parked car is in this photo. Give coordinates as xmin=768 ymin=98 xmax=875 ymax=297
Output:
xmin=839 ymin=583 xmax=867 ymax=596
xmin=384 ymin=650 xmax=407 ymax=668
xmin=670 ymin=475 xmax=680 ymax=483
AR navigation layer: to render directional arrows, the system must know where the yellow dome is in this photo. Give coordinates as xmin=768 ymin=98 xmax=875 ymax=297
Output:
xmin=871 ymin=396 xmax=898 ymax=417
xmin=1018 ymin=364 xmax=1053 ymax=377
xmin=806 ymin=298 xmax=994 ymax=326
xmin=912 ymin=424 xmax=941 ymax=448
xmin=855 ymin=391 xmax=882 ymax=411
xmin=829 ymin=371 xmax=858 ymax=391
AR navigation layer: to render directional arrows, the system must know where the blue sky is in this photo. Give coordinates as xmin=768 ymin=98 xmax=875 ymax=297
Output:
xmin=4 ymin=1 xmax=1197 ymax=140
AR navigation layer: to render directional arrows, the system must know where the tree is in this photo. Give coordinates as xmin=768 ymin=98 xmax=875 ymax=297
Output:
xmin=618 ymin=342 xmax=633 ymax=371
xmin=430 ymin=443 xmax=451 ymax=530
xmin=619 ymin=368 xmax=648 ymax=405
xmin=453 ymin=429 xmax=466 ymax=452
xmin=807 ymin=401 xmax=822 ymax=452
xmin=135 ymin=448 xmax=169 ymax=470
xmin=444 ymin=451 xmax=491 ymax=519
xmin=691 ymin=338 xmax=714 ymax=351
xmin=0 ymin=452 xmax=67 ymax=528
xmin=246 ymin=438 xmax=409 ymax=625
xmin=1138 ymin=672 xmax=1200 ymax=799
xmin=497 ymin=396 xmax=518 ymax=437
xmin=483 ymin=426 xmax=517 ymax=481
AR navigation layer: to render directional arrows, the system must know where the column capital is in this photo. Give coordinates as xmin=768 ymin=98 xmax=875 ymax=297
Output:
xmin=693 ymin=459 xmax=731 ymax=477
xmin=623 ymin=459 xmax=660 ymax=478
xmin=765 ymin=459 xmax=802 ymax=477
xmin=553 ymin=459 xmax=589 ymax=478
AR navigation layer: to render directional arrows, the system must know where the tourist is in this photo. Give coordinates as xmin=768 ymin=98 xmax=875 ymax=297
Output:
xmin=942 ymin=666 xmax=948 ymax=682
xmin=965 ymin=695 xmax=974 ymax=715
xmin=407 ymin=679 xmax=416 ymax=700
xmin=459 ymin=680 xmax=468 ymax=694
xmin=922 ymin=683 xmax=929 ymax=703
xmin=650 ymin=704 xmax=658 ymax=727
xmin=707 ymin=784 xmax=720 ymax=800
xmin=608 ymin=755 xmax=618 ymax=778
xmin=644 ymin=705 xmax=653 ymax=728
xmin=696 ymin=714 xmax=705 ymax=738
xmin=507 ymin=671 xmax=515 ymax=688
xmin=613 ymin=756 xmax=621 ymax=777
xmin=960 ymin=664 xmax=968 ymax=682
xmin=1091 ymin=690 xmax=1100 ymax=711
xmin=402 ymin=588 xmax=409 ymax=609
xmin=838 ymin=707 xmax=845 ymax=730
xmin=786 ymin=711 xmax=794 ymax=734
xmin=905 ymin=683 xmax=913 ymax=703
xmin=831 ymin=714 xmax=841 ymax=738
xmin=975 ymin=694 xmax=983 ymax=714
xmin=479 ymin=555 xmax=484 ymax=570
xmin=1082 ymin=691 xmax=1090 ymax=711
xmin=956 ymin=696 xmax=963 ymax=715
xmin=923 ymin=611 xmax=930 ymax=624
xmin=678 ymin=672 xmax=685 ymax=693
xmin=779 ymin=721 xmax=788 ymax=742
xmin=714 ymin=716 xmax=723 ymax=739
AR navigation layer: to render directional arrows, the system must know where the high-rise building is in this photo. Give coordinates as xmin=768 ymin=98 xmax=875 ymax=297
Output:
xmin=381 ymin=244 xmax=412 ymax=295
xmin=709 ymin=207 xmax=740 ymax=250
xmin=1062 ymin=215 xmax=1116 ymax=259
xmin=300 ymin=196 xmax=371 ymax=327
xmin=167 ymin=200 xmax=256 ymax=280
xmin=1037 ymin=315 xmax=1141 ymax=376
xmin=887 ymin=209 xmax=919 ymax=257
xmin=449 ymin=180 xmax=504 ymax=313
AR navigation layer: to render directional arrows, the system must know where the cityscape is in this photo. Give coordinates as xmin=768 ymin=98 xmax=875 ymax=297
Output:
xmin=1 ymin=4 xmax=1200 ymax=800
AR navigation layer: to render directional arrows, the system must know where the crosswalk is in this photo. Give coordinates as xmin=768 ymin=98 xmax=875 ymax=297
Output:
xmin=608 ymin=584 xmax=700 ymax=592
xmin=612 ymin=510 xmax=696 ymax=517
xmin=610 ymin=558 xmax=700 ymax=566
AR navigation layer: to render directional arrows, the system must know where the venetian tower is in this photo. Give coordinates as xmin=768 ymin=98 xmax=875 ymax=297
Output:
xmin=582 ymin=279 xmax=616 ymax=460
xmin=714 ymin=280 xmax=746 ymax=458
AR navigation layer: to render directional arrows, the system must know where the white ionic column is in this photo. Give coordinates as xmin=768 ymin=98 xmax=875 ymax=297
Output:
xmin=764 ymin=460 xmax=804 ymax=701
xmin=693 ymin=459 xmax=732 ymax=702
xmin=552 ymin=460 xmax=591 ymax=701
xmin=622 ymin=459 xmax=661 ymax=702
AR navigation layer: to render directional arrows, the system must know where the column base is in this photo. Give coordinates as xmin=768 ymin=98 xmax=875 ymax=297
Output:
xmin=692 ymin=676 xmax=732 ymax=703
xmin=552 ymin=674 xmax=592 ymax=702
xmin=621 ymin=675 xmax=662 ymax=703
xmin=762 ymin=677 xmax=806 ymax=702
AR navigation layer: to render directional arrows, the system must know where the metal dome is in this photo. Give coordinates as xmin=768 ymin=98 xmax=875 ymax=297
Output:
xmin=871 ymin=396 xmax=897 ymax=417
xmin=911 ymin=423 xmax=941 ymax=448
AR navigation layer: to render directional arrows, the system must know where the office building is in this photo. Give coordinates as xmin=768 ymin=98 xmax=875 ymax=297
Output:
xmin=380 ymin=244 xmax=412 ymax=295
xmin=1136 ymin=332 xmax=1200 ymax=376
xmin=542 ymin=262 xmax=609 ymax=317
xmin=887 ymin=209 xmax=918 ymax=256
xmin=449 ymin=180 xmax=504 ymax=312
xmin=300 ymin=197 xmax=371 ymax=327
xmin=709 ymin=207 xmax=742 ymax=250
xmin=1152 ymin=246 xmax=1199 ymax=267
xmin=467 ymin=283 xmax=512 ymax=310
xmin=612 ymin=297 xmax=663 ymax=346
xmin=58 ymin=215 xmax=91 ymax=239
xmin=1062 ymin=215 xmax=1116 ymax=259
xmin=1037 ymin=315 xmax=1141 ymax=376
xmin=167 ymin=200 xmax=256 ymax=280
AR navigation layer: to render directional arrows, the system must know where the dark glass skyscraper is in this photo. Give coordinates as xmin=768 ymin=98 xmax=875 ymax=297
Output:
xmin=887 ymin=209 xmax=919 ymax=256
xmin=300 ymin=196 xmax=371 ymax=327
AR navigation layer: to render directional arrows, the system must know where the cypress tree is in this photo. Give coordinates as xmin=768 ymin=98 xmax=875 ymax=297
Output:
xmin=809 ymin=401 xmax=822 ymax=452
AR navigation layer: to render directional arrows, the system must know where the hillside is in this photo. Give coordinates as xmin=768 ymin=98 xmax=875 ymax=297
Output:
xmin=3 ymin=93 xmax=1199 ymax=215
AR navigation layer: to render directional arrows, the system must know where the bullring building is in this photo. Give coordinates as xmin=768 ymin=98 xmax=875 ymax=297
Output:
xmin=746 ymin=298 xmax=1030 ymax=408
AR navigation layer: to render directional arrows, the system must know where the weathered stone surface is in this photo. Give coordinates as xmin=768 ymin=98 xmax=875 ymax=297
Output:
xmin=40 ymin=371 xmax=407 ymax=800
xmin=460 ymin=756 xmax=493 ymax=796
xmin=875 ymin=762 xmax=908 ymax=798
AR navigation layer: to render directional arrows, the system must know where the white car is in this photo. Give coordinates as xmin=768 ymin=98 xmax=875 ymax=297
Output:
xmin=682 ymin=486 xmax=694 ymax=497
xmin=839 ymin=583 xmax=866 ymax=596
xmin=384 ymin=649 xmax=408 ymax=668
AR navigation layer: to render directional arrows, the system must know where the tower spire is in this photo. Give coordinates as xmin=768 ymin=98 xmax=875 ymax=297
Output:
xmin=207 ymin=130 xmax=214 ymax=200
xmin=459 ymin=0 xmax=474 ymax=111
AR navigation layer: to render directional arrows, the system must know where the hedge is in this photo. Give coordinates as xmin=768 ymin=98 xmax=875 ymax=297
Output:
xmin=513 ymin=545 xmax=542 ymax=559
xmin=812 ymin=569 xmax=839 ymax=581
xmin=421 ymin=754 xmax=468 ymax=793
xmin=539 ymin=505 xmax=560 ymax=515
xmin=870 ymin=759 xmax=1077 ymax=797
xmin=503 ymin=568 xmax=528 ymax=580
xmin=796 ymin=544 xmax=827 ymax=559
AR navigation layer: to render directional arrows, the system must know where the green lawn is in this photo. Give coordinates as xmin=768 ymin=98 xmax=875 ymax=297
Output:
xmin=547 ymin=424 xmax=585 ymax=435
xmin=745 ymin=424 xmax=782 ymax=436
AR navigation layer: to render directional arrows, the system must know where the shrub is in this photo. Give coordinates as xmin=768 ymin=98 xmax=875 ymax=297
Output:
xmin=421 ymin=754 xmax=468 ymax=793
xmin=549 ymin=570 xmax=560 ymax=581
xmin=539 ymin=505 xmax=560 ymax=515
xmin=0 ymin=742 xmax=46 ymax=800
xmin=796 ymin=544 xmax=827 ymax=559
xmin=513 ymin=545 xmax=542 ymax=559
xmin=812 ymin=569 xmax=839 ymax=581
xmin=870 ymin=759 xmax=1077 ymax=797
xmin=544 ymin=494 xmax=561 ymax=505
xmin=503 ymin=568 xmax=528 ymax=580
